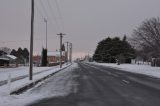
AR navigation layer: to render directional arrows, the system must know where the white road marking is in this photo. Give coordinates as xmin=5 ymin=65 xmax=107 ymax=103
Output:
xmin=122 ymin=80 xmax=130 ymax=84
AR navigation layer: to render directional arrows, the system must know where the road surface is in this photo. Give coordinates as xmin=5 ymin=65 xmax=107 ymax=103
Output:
xmin=27 ymin=62 xmax=160 ymax=106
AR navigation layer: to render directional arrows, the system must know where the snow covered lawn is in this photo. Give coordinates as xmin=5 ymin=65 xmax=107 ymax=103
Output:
xmin=90 ymin=62 xmax=160 ymax=78
xmin=0 ymin=63 xmax=77 ymax=106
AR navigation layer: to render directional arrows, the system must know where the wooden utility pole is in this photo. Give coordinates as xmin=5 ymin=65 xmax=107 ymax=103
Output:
xmin=29 ymin=0 xmax=34 ymax=80
xmin=57 ymin=33 xmax=65 ymax=68
xmin=69 ymin=43 xmax=72 ymax=63
xmin=65 ymin=42 xmax=69 ymax=64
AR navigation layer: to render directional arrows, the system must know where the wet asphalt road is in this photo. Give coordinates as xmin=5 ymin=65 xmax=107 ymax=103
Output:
xmin=27 ymin=62 xmax=160 ymax=106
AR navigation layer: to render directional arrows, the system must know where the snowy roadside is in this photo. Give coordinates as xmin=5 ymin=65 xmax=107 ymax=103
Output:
xmin=0 ymin=66 xmax=59 ymax=83
xmin=0 ymin=63 xmax=75 ymax=106
xmin=90 ymin=62 xmax=160 ymax=79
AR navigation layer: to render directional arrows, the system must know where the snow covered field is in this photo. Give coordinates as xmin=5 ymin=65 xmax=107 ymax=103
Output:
xmin=91 ymin=62 xmax=160 ymax=78
xmin=0 ymin=63 xmax=76 ymax=106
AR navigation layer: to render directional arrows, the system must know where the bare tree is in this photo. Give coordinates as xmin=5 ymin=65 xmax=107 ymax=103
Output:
xmin=0 ymin=47 xmax=11 ymax=54
xmin=131 ymin=17 xmax=160 ymax=58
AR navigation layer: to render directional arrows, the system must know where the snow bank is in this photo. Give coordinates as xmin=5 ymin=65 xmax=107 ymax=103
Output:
xmin=91 ymin=62 xmax=160 ymax=78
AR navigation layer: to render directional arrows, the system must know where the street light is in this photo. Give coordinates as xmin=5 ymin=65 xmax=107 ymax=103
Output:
xmin=44 ymin=18 xmax=47 ymax=50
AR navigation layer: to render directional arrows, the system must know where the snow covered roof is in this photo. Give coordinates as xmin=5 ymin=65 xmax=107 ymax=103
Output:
xmin=6 ymin=55 xmax=17 ymax=60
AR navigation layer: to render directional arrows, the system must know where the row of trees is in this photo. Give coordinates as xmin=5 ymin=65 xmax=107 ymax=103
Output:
xmin=93 ymin=36 xmax=135 ymax=63
xmin=10 ymin=48 xmax=29 ymax=64
xmin=93 ymin=17 xmax=160 ymax=66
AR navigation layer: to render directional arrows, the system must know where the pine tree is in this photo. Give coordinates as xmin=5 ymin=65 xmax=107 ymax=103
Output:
xmin=10 ymin=49 xmax=17 ymax=56
xmin=93 ymin=36 xmax=135 ymax=63
xmin=22 ymin=48 xmax=29 ymax=62
xmin=61 ymin=44 xmax=65 ymax=51
xmin=41 ymin=48 xmax=48 ymax=66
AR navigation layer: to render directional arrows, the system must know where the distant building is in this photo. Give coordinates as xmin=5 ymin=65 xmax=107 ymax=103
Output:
xmin=33 ymin=51 xmax=66 ymax=66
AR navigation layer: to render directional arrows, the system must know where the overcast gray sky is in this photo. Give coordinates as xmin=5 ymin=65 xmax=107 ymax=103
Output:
xmin=0 ymin=0 xmax=160 ymax=59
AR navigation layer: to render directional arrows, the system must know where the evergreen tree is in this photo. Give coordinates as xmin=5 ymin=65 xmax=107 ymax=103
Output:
xmin=123 ymin=35 xmax=127 ymax=42
xmin=41 ymin=48 xmax=48 ymax=66
xmin=14 ymin=48 xmax=24 ymax=64
xmin=22 ymin=48 xmax=29 ymax=62
xmin=93 ymin=36 xmax=135 ymax=63
xmin=17 ymin=48 xmax=23 ymax=57
xmin=61 ymin=44 xmax=65 ymax=51
xmin=10 ymin=49 xmax=17 ymax=56
xmin=0 ymin=50 xmax=7 ymax=56
xmin=10 ymin=48 xmax=30 ymax=64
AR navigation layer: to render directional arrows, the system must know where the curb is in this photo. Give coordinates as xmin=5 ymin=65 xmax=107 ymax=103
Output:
xmin=10 ymin=64 xmax=72 ymax=95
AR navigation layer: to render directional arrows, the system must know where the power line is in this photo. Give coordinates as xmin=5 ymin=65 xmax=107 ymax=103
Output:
xmin=39 ymin=0 xmax=60 ymax=31
xmin=39 ymin=0 xmax=48 ymax=19
xmin=54 ymin=0 xmax=62 ymax=18
xmin=47 ymin=0 xmax=60 ymax=31
xmin=0 ymin=37 xmax=57 ymax=44
xmin=39 ymin=0 xmax=55 ymax=28
xmin=54 ymin=0 xmax=65 ymax=31
xmin=35 ymin=1 xmax=44 ymax=20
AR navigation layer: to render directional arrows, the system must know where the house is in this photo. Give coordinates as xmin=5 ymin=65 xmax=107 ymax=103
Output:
xmin=0 ymin=55 xmax=17 ymax=67
xmin=0 ymin=58 xmax=9 ymax=67
xmin=33 ymin=51 xmax=66 ymax=66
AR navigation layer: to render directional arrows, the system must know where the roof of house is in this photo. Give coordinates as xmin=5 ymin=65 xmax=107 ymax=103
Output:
xmin=6 ymin=55 xmax=17 ymax=60
xmin=0 ymin=55 xmax=17 ymax=60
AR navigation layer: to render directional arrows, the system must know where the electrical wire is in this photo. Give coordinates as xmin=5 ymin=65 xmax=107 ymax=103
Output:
xmin=47 ymin=0 xmax=60 ymax=32
xmin=35 ymin=1 xmax=44 ymax=20
xmin=54 ymin=0 xmax=65 ymax=31
xmin=39 ymin=0 xmax=56 ymax=28
xmin=0 ymin=36 xmax=57 ymax=44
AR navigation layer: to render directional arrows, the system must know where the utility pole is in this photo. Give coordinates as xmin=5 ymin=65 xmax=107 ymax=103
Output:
xmin=29 ymin=0 xmax=34 ymax=80
xmin=57 ymin=33 xmax=65 ymax=68
xmin=65 ymin=42 xmax=69 ymax=64
xmin=69 ymin=43 xmax=72 ymax=63
xmin=44 ymin=18 xmax=47 ymax=49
